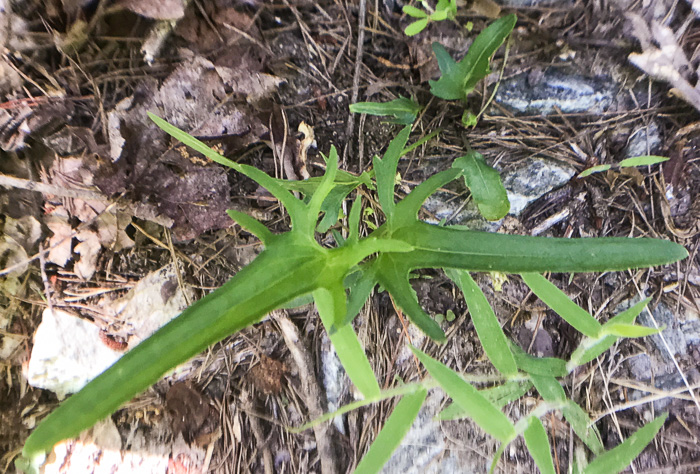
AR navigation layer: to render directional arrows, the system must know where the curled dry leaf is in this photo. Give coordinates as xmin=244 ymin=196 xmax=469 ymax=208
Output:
xmin=628 ymin=13 xmax=700 ymax=111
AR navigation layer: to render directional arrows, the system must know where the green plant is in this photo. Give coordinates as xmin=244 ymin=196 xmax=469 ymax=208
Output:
xmin=17 ymin=117 xmax=686 ymax=473
xmin=578 ymin=155 xmax=669 ymax=178
xmin=403 ymin=0 xmax=457 ymax=36
xmin=430 ymin=13 xmax=516 ymax=102
xmin=348 ymin=97 xmax=422 ymax=124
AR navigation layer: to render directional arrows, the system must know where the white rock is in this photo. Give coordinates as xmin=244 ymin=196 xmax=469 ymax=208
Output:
xmin=26 ymin=264 xmax=194 ymax=397
xmin=27 ymin=308 xmax=123 ymax=399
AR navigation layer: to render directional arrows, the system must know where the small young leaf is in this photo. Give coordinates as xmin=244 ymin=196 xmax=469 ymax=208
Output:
xmin=374 ymin=126 xmax=411 ymax=223
xmin=349 ymin=97 xmax=422 ymax=124
xmin=578 ymin=164 xmax=612 ymax=178
xmin=601 ymin=322 xmax=660 ymax=338
xmin=405 ymin=18 xmax=430 ymax=36
xmin=411 ymin=346 xmax=516 ymax=442
xmin=523 ymin=417 xmax=556 ymax=474
xmin=459 ymin=14 xmax=517 ymax=93
xmin=355 ymin=388 xmax=428 ymax=474
xmin=453 ymin=151 xmax=510 ymax=221
xmin=226 ymin=210 xmax=273 ymax=245
xmin=618 ymin=155 xmax=668 ymax=168
xmin=402 ymin=5 xmax=428 ymax=18
xmin=461 ymin=110 xmax=478 ymax=127
xmin=429 ymin=14 xmax=516 ymax=101
xmin=584 ymin=413 xmax=667 ymax=474
xmin=509 ymin=342 xmax=568 ymax=377
xmin=430 ymin=8 xmax=449 ymax=21
xmin=578 ymin=156 xmax=668 ymax=178
xmin=521 ymin=273 xmax=602 ymax=338
xmin=445 ymin=269 xmax=518 ymax=376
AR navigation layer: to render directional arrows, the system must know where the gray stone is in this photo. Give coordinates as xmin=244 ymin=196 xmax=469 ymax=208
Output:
xmin=628 ymin=371 xmax=700 ymax=412
xmin=502 ymin=158 xmax=575 ymax=215
xmin=421 ymin=191 xmax=501 ymax=231
xmin=382 ymin=391 xmax=447 ymax=474
xmin=637 ymin=301 xmax=694 ymax=360
xmin=494 ymin=70 xmax=614 ymax=115
xmin=625 ymin=122 xmax=662 ymax=158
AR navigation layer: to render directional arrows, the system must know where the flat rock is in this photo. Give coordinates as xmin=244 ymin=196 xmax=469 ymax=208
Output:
xmin=26 ymin=264 xmax=194 ymax=397
xmin=625 ymin=121 xmax=662 ymax=158
xmin=502 ymin=158 xmax=575 ymax=216
xmin=494 ymin=69 xmax=614 ymax=115
xmin=27 ymin=308 xmax=124 ymax=398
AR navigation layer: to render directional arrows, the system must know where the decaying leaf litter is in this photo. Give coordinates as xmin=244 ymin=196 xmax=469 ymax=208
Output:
xmin=1 ymin=0 xmax=700 ymax=472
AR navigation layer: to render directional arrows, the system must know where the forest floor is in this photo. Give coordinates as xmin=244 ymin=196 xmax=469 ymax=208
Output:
xmin=1 ymin=0 xmax=700 ymax=473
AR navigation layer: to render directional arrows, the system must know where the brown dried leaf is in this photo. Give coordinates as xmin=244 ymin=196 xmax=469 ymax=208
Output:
xmin=628 ymin=14 xmax=700 ymax=111
xmin=46 ymin=215 xmax=73 ymax=267
xmin=74 ymin=229 xmax=101 ymax=280
xmin=99 ymin=54 xmax=282 ymax=240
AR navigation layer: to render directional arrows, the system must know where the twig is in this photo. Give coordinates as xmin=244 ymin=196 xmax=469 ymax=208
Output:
xmin=343 ymin=0 xmax=367 ymax=166
xmin=276 ymin=312 xmax=339 ymax=474
xmin=0 ymin=173 xmax=108 ymax=201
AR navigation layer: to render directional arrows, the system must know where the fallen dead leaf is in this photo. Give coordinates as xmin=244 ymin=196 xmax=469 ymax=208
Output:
xmin=98 ymin=54 xmax=283 ymax=240
xmin=628 ymin=13 xmax=700 ymax=111
xmin=45 ymin=214 xmax=73 ymax=268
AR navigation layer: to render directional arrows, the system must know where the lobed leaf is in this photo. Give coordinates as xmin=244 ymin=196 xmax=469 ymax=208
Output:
xmin=378 ymin=222 xmax=687 ymax=275
xmin=374 ymin=126 xmax=411 ymax=223
xmin=226 ymin=209 xmax=273 ymax=245
xmin=509 ymin=342 xmax=568 ymax=377
xmin=568 ymin=298 xmax=651 ymax=369
xmin=372 ymin=256 xmax=446 ymax=341
xmin=602 ymin=322 xmax=660 ymax=338
xmin=21 ymin=232 xmax=329 ymax=463
xmin=530 ymin=375 xmax=604 ymax=454
xmin=354 ymin=388 xmax=428 ymax=474
xmin=148 ymin=112 xmax=308 ymax=229
xmin=437 ymin=380 xmax=531 ymax=420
